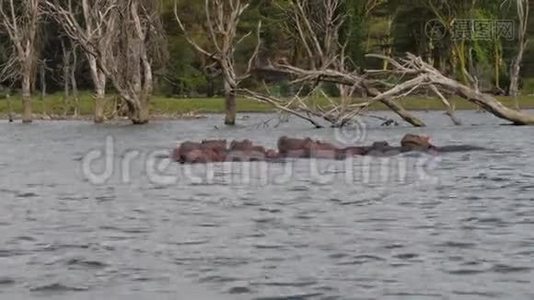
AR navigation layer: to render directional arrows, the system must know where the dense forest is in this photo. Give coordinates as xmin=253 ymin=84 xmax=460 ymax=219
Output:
xmin=1 ymin=0 xmax=533 ymax=125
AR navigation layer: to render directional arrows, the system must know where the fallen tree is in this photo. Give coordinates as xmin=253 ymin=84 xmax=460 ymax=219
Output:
xmin=365 ymin=53 xmax=534 ymax=125
xmin=254 ymin=51 xmax=534 ymax=126
xmin=247 ymin=0 xmax=426 ymax=128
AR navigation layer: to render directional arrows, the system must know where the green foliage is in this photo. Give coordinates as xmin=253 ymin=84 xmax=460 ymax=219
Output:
xmin=162 ymin=36 xmax=207 ymax=96
xmin=2 ymin=0 xmax=533 ymax=98
xmin=342 ymin=0 xmax=367 ymax=66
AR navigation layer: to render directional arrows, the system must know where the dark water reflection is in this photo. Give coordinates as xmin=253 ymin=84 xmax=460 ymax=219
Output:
xmin=1 ymin=111 xmax=534 ymax=299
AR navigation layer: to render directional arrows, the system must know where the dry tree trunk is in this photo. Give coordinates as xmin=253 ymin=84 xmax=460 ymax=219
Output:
xmin=224 ymin=82 xmax=237 ymax=125
xmin=437 ymin=75 xmax=534 ymax=124
xmin=91 ymin=72 xmax=106 ymax=123
xmin=39 ymin=60 xmax=46 ymax=116
xmin=21 ymin=66 xmax=33 ymax=123
xmin=509 ymin=0 xmax=529 ymax=103
xmin=91 ymin=54 xmax=106 ymax=123
xmin=130 ymin=96 xmax=150 ymax=125
xmin=364 ymin=86 xmax=426 ymax=127
xmin=0 ymin=0 xmax=40 ymax=124
xmin=61 ymin=40 xmax=71 ymax=115
xmin=71 ymin=48 xmax=79 ymax=116
xmin=6 ymin=92 xmax=13 ymax=122
xmin=93 ymin=88 xmax=106 ymax=123
xmin=175 ymin=0 xmax=254 ymax=126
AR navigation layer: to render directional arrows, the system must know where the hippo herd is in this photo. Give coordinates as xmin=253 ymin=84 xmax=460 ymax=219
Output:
xmin=172 ymin=134 xmax=485 ymax=164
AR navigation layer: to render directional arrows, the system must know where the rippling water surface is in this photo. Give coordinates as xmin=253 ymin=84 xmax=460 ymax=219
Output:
xmin=1 ymin=111 xmax=534 ymax=299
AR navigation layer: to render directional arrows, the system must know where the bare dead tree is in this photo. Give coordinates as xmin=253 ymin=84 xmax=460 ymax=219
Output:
xmin=174 ymin=0 xmax=260 ymax=126
xmin=39 ymin=58 xmax=47 ymax=116
xmin=0 ymin=0 xmax=42 ymax=123
xmin=70 ymin=45 xmax=79 ymax=116
xmin=60 ymin=38 xmax=71 ymax=115
xmin=253 ymin=0 xmax=426 ymax=128
xmin=79 ymin=0 xmax=108 ymax=122
xmin=59 ymin=37 xmax=80 ymax=117
xmin=45 ymin=0 xmax=165 ymax=124
xmin=508 ymin=0 xmax=529 ymax=102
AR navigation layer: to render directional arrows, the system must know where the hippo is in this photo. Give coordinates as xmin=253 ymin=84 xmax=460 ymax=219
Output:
xmin=181 ymin=149 xmax=208 ymax=164
xmin=364 ymin=141 xmax=403 ymax=157
xmin=226 ymin=150 xmax=268 ymax=162
xmin=303 ymin=140 xmax=342 ymax=159
xmin=201 ymin=139 xmax=227 ymax=152
xmin=230 ymin=139 xmax=266 ymax=153
xmin=277 ymin=136 xmax=342 ymax=159
xmin=400 ymin=134 xmax=436 ymax=152
xmin=277 ymin=136 xmax=311 ymax=152
xmin=400 ymin=134 xmax=486 ymax=153
xmin=342 ymin=146 xmax=367 ymax=156
xmin=230 ymin=139 xmax=253 ymax=151
xmin=172 ymin=134 xmax=486 ymax=164
xmin=174 ymin=140 xmax=228 ymax=163
xmin=228 ymin=139 xmax=271 ymax=161
xmin=174 ymin=141 xmax=202 ymax=162
xmin=277 ymin=136 xmax=312 ymax=158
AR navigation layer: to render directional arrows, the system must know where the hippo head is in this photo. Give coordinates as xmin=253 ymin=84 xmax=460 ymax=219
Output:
xmin=401 ymin=134 xmax=433 ymax=151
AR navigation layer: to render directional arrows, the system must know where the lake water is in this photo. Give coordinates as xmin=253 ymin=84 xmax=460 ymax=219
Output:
xmin=1 ymin=111 xmax=534 ymax=299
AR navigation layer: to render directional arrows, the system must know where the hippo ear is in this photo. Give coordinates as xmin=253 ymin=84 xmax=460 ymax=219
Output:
xmin=422 ymin=135 xmax=431 ymax=142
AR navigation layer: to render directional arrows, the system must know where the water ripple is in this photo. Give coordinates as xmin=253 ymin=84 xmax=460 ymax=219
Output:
xmin=30 ymin=283 xmax=89 ymax=292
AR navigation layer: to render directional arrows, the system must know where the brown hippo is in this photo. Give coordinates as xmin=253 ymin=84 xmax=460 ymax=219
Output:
xmin=342 ymin=146 xmax=367 ymax=157
xmin=278 ymin=136 xmax=348 ymax=159
xmin=181 ymin=148 xmax=208 ymax=164
xmin=175 ymin=140 xmax=228 ymax=163
xmin=365 ymin=141 xmax=401 ymax=156
xmin=303 ymin=140 xmax=341 ymax=159
xmin=173 ymin=135 xmax=485 ymax=164
xmin=230 ymin=140 xmax=266 ymax=152
xmin=226 ymin=150 xmax=268 ymax=162
xmin=400 ymin=134 xmax=436 ymax=152
xmin=230 ymin=139 xmax=253 ymax=151
xmin=228 ymin=139 xmax=270 ymax=161
xmin=277 ymin=136 xmax=312 ymax=158
xmin=174 ymin=141 xmax=202 ymax=162
xmin=201 ymin=139 xmax=227 ymax=152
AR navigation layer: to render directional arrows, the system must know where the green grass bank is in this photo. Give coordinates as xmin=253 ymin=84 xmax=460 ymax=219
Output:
xmin=1 ymin=92 xmax=533 ymax=118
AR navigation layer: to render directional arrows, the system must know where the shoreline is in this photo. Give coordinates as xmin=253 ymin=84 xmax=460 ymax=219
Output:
xmin=2 ymin=106 xmax=534 ymax=122
xmin=1 ymin=94 xmax=534 ymax=122
xmin=0 ymin=113 xmax=208 ymax=122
